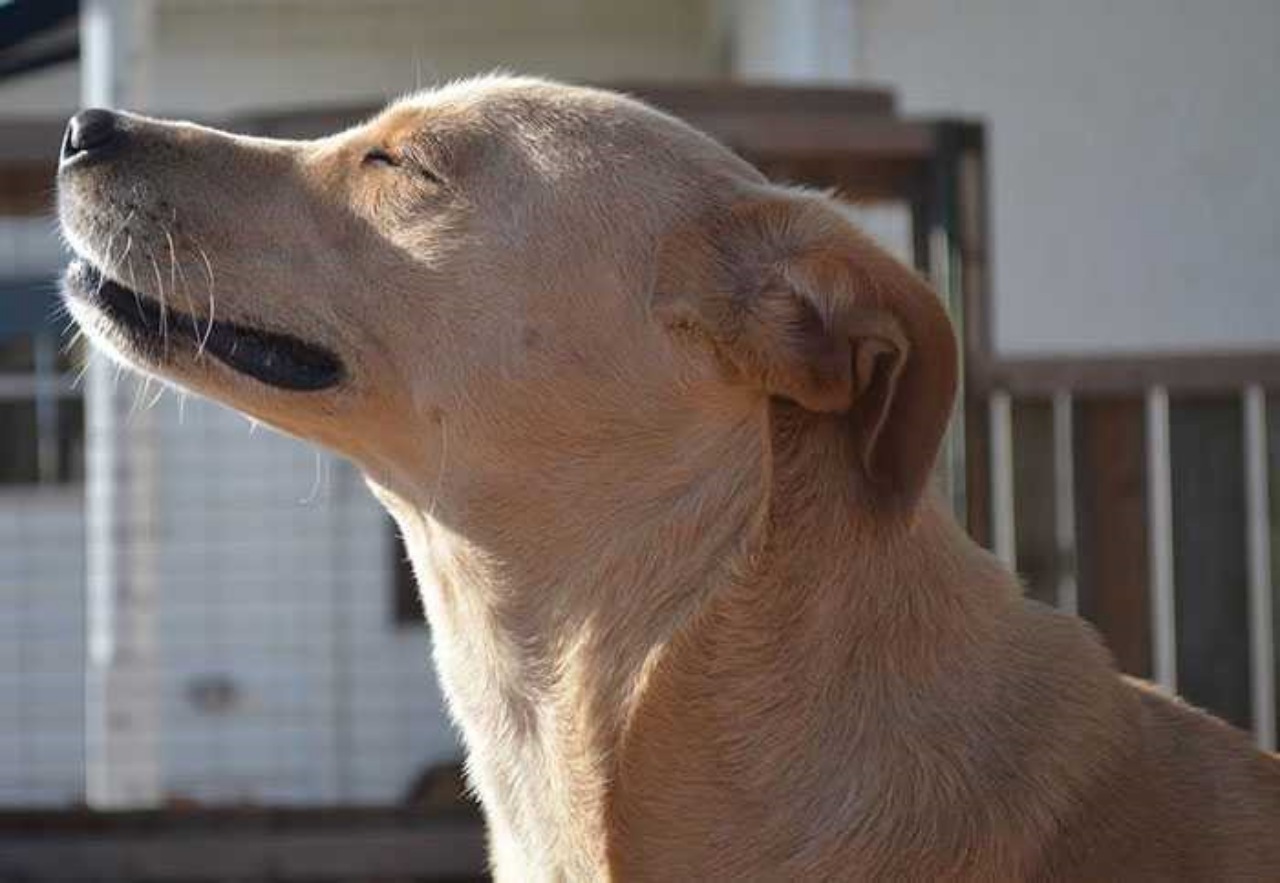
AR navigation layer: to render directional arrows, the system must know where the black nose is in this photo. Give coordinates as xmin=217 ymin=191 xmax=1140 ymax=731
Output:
xmin=61 ymin=108 xmax=120 ymax=163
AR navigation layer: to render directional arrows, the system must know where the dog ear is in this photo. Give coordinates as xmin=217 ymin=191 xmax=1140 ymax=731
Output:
xmin=654 ymin=189 xmax=957 ymax=513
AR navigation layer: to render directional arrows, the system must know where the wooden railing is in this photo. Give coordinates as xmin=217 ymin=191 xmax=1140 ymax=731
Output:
xmin=970 ymin=351 xmax=1280 ymax=751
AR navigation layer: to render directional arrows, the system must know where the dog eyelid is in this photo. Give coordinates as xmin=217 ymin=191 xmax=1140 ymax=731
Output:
xmin=363 ymin=148 xmax=400 ymax=167
xmin=363 ymin=147 xmax=444 ymax=185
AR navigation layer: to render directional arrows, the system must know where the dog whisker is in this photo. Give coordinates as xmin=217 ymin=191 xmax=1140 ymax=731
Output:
xmin=164 ymin=224 xmax=205 ymax=355
xmin=194 ymin=241 xmax=218 ymax=353
xmin=131 ymin=374 xmax=150 ymax=416
xmin=96 ymin=220 xmax=126 ymax=302
xmin=121 ymin=236 xmax=143 ymax=319
xmin=145 ymin=379 xmax=166 ymax=410
xmin=146 ymin=246 xmax=169 ymax=351
xmin=163 ymin=224 xmax=185 ymax=314
xmin=70 ymin=357 xmax=91 ymax=390
xmin=300 ymin=451 xmax=329 ymax=506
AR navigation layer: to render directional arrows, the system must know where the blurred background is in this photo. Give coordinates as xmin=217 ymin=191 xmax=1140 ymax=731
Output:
xmin=0 ymin=1 xmax=1277 ymax=880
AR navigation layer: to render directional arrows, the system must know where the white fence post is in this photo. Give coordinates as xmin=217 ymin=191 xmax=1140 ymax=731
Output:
xmin=1146 ymin=387 xmax=1177 ymax=693
xmin=989 ymin=392 xmax=1017 ymax=570
xmin=1052 ymin=392 xmax=1078 ymax=615
xmin=1243 ymin=386 xmax=1275 ymax=751
xmin=81 ymin=0 xmax=162 ymax=808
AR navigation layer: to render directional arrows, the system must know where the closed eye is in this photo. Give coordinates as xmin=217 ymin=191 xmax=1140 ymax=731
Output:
xmin=363 ymin=147 xmax=444 ymax=185
xmin=363 ymin=148 xmax=399 ymax=167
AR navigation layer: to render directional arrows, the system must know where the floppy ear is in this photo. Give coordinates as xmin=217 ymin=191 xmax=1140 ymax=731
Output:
xmin=653 ymin=190 xmax=958 ymax=513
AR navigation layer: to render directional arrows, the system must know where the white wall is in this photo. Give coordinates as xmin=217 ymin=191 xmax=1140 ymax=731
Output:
xmin=0 ymin=65 xmax=79 ymax=116
xmin=0 ymin=489 xmax=85 ymax=806
xmin=0 ymin=388 xmax=460 ymax=807
xmin=0 ymin=220 xmax=66 ymax=277
xmin=0 ymin=218 xmax=85 ymax=806
xmin=859 ymin=0 xmax=1280 ymax=355
xmin=0 ymin=0 xmax=720 ymax=118
xmin=148 ymin=396 xmax=458 ymax=804
xmin=0 ymin=386 xmax=461 ymax=807
xmin=0 ymin=211 xmax=459 ymax=805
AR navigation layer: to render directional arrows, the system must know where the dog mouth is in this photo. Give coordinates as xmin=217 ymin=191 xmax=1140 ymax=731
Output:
xmin=64 ymin=258 xmax=345 ymax=392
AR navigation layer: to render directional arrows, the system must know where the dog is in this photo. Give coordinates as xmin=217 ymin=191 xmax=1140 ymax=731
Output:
xmin=58 ymin=76 xmax=1279 ymax=881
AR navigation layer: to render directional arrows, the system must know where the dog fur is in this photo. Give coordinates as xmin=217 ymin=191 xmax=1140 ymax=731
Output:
xmin=59 ymin=76 xmax=1280 ymax=881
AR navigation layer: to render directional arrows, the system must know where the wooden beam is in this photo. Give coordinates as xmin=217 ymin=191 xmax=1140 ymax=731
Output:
xmin=0 ymin=809 xmax=487 ymax=882
xmin=980 ymin=352 xmax=1280 ymax=397
xmin=1074 ymin=397 xmax=1152 ymax=678
xmin=0 ymin=163 xmax=57 ymax=215
xmin=608 ymin=82 xmax=896 ymax=118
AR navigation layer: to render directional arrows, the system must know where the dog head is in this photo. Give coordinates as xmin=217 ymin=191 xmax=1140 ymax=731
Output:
xmin=58 ymin=75 xmax=955 ymax=515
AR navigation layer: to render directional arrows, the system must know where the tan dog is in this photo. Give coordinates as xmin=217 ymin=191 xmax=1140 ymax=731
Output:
xmin=58 ymin=76 xmax=1279 ymax=881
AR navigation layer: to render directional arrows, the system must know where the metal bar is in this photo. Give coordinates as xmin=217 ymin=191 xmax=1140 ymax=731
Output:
xmin=81 ymin=0 xmax=124 ymax=808
xmin=989 ymin=391 xmax=1017 ymax=569
xmin=1243 ymin=385 xmax=1275 ymax=751
xmin=1146 ymin=387 xmax=1177 ymax=692
xmin=82 ymin=0 xmax=162 ymax=809
xmin=1052 ymin=391 xmax=1079 ymax=615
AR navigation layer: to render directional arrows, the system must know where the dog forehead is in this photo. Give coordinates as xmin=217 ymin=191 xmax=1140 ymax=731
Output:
xmin=368 ymin=79 xmax=671 ymax=188
xmin=362 ymin=76 xmax=764 ymax=212
xmin=384 ymin=76 xmax=603 ymax=134
xmin=366 ymin=79 xmax=589 ymax=161
xmin=399 ymin=74 xmax=620 ymax=113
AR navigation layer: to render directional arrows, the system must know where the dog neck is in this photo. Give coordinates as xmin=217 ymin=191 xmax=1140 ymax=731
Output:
xmin=374 ymin=392 xmax=772 ymax=876
xmin=374 ymin=401 xmax=1021 ymax=878
xmin=601 ymin=411 xmax=1128 ymax=879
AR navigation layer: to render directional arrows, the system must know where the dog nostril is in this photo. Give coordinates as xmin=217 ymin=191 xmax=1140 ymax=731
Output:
xmin=61 ymin=108 xmax=119 ymax=162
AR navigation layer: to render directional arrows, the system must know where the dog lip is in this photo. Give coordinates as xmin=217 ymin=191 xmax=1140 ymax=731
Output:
xmin=64 ymin=258 xmax=346 ymax=392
